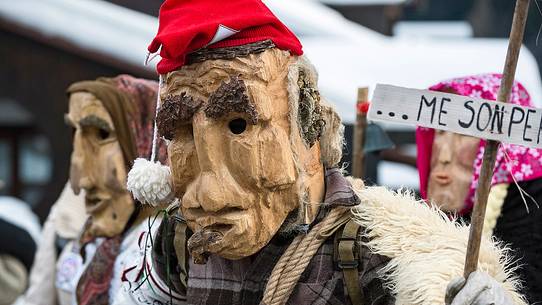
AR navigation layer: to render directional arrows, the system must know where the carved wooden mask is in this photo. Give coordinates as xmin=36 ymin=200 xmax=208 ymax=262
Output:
xmin=427 ymin=130 xmax=479 ymax=212
xmin=158 ymin=48 xmax=325 ymax=260
xmin=66 ymin=92 xmax=134 ymax=238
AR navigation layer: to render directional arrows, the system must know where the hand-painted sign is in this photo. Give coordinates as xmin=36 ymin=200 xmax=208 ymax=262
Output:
xmin=368 ymin=84 xmax=542 ymax=149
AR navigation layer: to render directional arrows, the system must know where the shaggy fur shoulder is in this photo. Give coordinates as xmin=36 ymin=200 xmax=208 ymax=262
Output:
xmin=350 ymin=184 xmax=526 ymax=305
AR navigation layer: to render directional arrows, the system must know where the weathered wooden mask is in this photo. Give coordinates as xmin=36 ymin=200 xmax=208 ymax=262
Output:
xmin=66 ymin=92 xmax=134 ymax=238
xmin=427 ymin=130 xmax=479 ymax=212
xmin=157 ymin=45 xmax=343 ymax=261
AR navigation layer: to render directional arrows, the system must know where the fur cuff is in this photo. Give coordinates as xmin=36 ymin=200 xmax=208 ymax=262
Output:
xmin=350 ymin=183 xmax=526 ymax=305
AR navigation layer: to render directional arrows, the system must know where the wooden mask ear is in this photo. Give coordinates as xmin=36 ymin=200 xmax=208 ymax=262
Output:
xmin=297 ymin=69 xmax=325 ymax=147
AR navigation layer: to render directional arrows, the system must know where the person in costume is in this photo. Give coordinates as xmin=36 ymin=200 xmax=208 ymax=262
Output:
xmin=18 ymin=183 xmax=86 ymax=305
xmin=22 ymin=74 xmax=167 ymax=305
xmin=0 ymin=195 xmax=41 ymax=305
xmin=119 ymin=1 xmax=530 ymax=305
xmin=417 ymin=73 xmax=542 ymax=304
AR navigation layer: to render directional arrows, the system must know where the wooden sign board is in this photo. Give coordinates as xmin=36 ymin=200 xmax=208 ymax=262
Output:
xmin=368 ymin=84 xmax=542 ymax=149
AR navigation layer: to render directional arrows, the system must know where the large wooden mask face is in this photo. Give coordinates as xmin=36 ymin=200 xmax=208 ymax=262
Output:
xmin=66 ymin=92 xmax=134 ymax=238
xmin=427 ymin=131 xmax=479 ymax=212
xmin=158 ymin=48 xmax=325 ymax=261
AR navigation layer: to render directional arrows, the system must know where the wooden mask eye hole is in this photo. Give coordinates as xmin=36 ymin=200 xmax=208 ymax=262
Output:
xmin=99 ymin=128 xmax=110 ymax=140
xmin=229 ymin=118 xmax=247 ymax=135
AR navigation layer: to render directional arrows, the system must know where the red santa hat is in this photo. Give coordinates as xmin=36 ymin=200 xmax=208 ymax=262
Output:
xmin=130 ymin=0 xmax=303 ymax=206
xmin=148 ymin=0 xmax=303 ymax=74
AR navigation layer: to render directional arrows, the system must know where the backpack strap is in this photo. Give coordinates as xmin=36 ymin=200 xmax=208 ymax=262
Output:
xmin=173 ymin=213 xmax=189 ymax=290
xmin=337 ymin=219 xmax=364 ymax=305
xmin=153 ymin=202 xmax=191 ymax=294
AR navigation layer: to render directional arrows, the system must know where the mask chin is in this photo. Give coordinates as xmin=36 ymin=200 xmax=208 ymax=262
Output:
xmin=88 ymin=216 xmax=124 ymax=238
xmin=430 ymin=190 xmax=462 ymax=212
xmin=86 ymin=199 xmax=135 ymax=239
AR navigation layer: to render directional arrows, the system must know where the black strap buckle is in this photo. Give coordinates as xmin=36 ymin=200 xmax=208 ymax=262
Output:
xmin=338 ymin=260 xmax=359 ymax=269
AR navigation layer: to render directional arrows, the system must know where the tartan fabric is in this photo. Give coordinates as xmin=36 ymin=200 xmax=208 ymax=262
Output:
xmin=181 ymin=168 xmax=395 ymax=305
xmin=185 ymin=231 xmax=393 ymax=305
xmin=324 ymin=168 xmax=361 ymax=207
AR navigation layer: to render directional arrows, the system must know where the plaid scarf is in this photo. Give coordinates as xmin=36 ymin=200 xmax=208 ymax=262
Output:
xmin=184 ymin=168 xmax=395 ymax=305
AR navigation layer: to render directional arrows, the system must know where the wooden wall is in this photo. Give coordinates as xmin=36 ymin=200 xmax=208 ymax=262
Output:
xmin=0 ymin=29 xmax=147 ymax=221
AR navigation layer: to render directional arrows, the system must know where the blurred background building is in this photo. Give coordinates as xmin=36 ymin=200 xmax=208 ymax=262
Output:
xmin=1 ymin=0 xmax=542 ymax=222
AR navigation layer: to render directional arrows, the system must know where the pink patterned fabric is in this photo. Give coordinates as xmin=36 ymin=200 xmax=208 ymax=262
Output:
xmin=107 ymin=75 xmax=168 ymax=164
xmin=417 ymin=73 xmax=542 ymax=214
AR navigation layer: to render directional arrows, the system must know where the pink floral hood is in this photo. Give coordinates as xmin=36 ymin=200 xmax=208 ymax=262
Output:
xmin=416 ymin=73 xmax=542 ymax=214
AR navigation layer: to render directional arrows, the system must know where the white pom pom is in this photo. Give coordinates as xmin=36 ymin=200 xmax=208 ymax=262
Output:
xmin=127 ymin=158 xmax=174 ymax=206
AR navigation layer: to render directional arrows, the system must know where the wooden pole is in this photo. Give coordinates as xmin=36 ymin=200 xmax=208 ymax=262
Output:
xmin=352 ymin=87 xmax=368 ymax=178
xmin=463 ymin=0 xmax=530 ymax=278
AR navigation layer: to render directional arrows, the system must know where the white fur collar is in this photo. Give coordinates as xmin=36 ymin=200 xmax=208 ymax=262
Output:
xmin=350 ymin=184 xmax=526 ymax=305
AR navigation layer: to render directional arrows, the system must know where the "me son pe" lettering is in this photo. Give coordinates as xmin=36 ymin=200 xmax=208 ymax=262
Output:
xmin=417 ymin=95 xmax=542 ymax=144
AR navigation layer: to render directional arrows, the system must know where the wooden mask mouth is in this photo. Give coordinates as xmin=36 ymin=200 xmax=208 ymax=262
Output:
xmin=187 ymin=225 xmax=228 ymax=264
xmin=84 ymin=195 xmax=110 ymax=214
xmin=184 ymin=205 xmax=246 ymax=263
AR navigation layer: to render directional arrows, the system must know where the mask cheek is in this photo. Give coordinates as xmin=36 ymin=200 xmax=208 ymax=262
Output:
xmin=103 ymin=146 xmax=128 ymax=193
xmin=229 ymin=134 xmax=259 ymax=187
xmin=169 ymin=139 xmax=198 ymax=196
xmin=69 ymin=159 xmax=82 ymax=194
xmin=257 ymin=126 xmax=296 ymax=190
